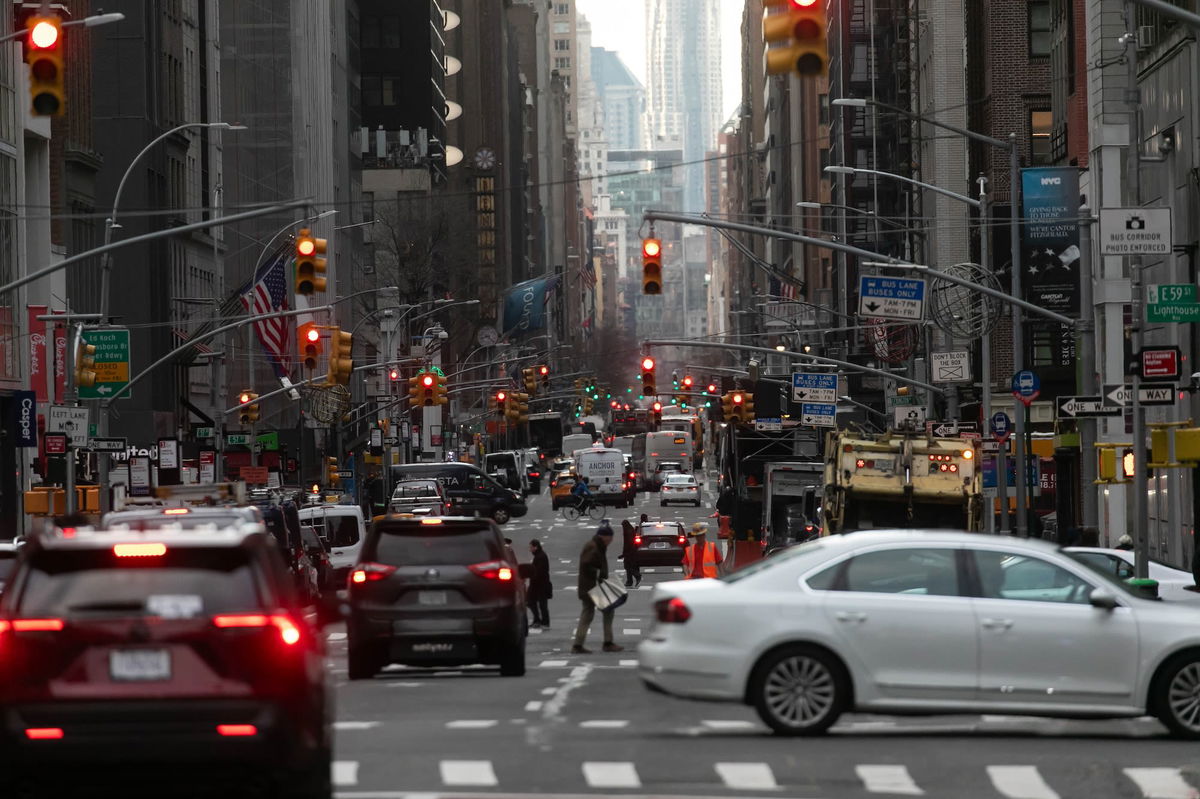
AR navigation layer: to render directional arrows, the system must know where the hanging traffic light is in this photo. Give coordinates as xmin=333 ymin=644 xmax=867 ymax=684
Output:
xmin=706 ymin=383 xmax=717 ymax=394
xmin=298 ymin=323 xmax=321 ymax=370
xmin=237 ymin=390 xmax=260 ymax=425
xmin=407 ymin=375 xmax=421 ymax=404
xmin=642 ymin=237 xmax=662 ymax=295
xmin=26 ymin=15 xmax=63 ymax=117
xmin=294 ymin=228 xmax=328 ymax=295
xmin=741 ymin=391 xmax=756 ymax=420
xmin=522 ymin=367 xmax=536 ymax=395
xmin=763 ymin=0 xmax=828 ymax=78
xmin=510 ymin=392 xmax=530 ymax=423
xmin=434 ymin=373 xmax=449 ymax=406
xmin=74 ymin=339 xmax=97 ymax=389
xmin=326 ymin=327 xmax=353 ymax=385
xmin=327 ymin=457 xmax=341 ymax=486
xmin=728 ymin=392 xmax=747 ymax=423
xmin=538 ymin=364 xmax=550 ymax=387
xmin=419 ymin=373 xmax=437 ymax=406
xmin=641 ymin=356 xmax=657 ymax=397
xmin=495 ymin=390 xmax=508 ymax=417
xmin=682 ymin=376 xmax=693 ymax=390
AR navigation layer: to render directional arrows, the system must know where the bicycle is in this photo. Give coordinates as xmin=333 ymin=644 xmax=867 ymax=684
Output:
xmin=561 ymin=496 xmax=604 ymax=521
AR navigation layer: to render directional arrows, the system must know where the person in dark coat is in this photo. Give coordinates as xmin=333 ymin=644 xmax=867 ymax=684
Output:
xmin=619 ymin=513 xmax=648 ymax=588
xmin=572 ymin=522 xmax=623 ymax=654
xmin=527 ymin=539 xmax=552 ymax=628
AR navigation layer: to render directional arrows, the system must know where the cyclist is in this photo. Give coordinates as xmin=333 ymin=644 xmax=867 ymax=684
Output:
xmin=570 ymin=477 xmax=596 ymax=513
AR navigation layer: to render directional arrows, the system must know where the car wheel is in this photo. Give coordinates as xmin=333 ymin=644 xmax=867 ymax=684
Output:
xmin=347 ymin=641 xmax=378 ymax=681
xmin=492 ymin=507 xmax=511 ymax=525
xmin=499 ymin=635 xmax=526 ymax=677
xmin=1153 ymin=651 xmax=1200 ymax=739
xmin=278 ymin=748 xmax=333 ymax=799
xmin=750 ymin=645 xmax=847 ymax=736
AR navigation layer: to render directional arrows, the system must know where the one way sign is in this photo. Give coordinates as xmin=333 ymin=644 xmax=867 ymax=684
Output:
xmin=1057 ymin=396 xmax=1122 ymax=418
xmin=1104 ymin=383 xmax=1177 ymax=407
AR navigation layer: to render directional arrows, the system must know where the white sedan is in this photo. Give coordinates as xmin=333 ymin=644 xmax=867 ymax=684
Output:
xmin=1066 ymin=546 xmax=1199 ymax=603
xmin=660 ymin=474 xmax=701 ymax=507
xmin=638 ymin=530 xmax=1200 ymax=738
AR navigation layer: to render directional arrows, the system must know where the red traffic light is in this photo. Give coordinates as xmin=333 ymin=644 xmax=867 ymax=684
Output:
xmin=421 ymin=374 xmax=435 ymax=387
xmin=652 ymin=401 xmax=662 ymax=412
xmin=642 ymin=239 xmax=661 ymax=258
xmin=497 ymin=391 xmax=507 ymax=401
xmin=389 ymin=369 xmax=399 ymax=381
xmin=682 ymin=376 xmax=693 ymax=388
xmin=238 ymin=392 xmax=251 ymax=404
xmin=538 ymin=365 xmax=549 ymax=376
xmin=732 ymin=393 xmax=744 ymax=405
xmin=297 ymin=237 xmax=316 ymax=256
xmin=29 ymin=20 xmax=59 ymax=49
xmin=305 ymin=327 xmax=320 ymax=343
xmin=707 ymin=383 xmax=717 ymax=393
xmin=641 ymin=357 xmax=655 ymax=371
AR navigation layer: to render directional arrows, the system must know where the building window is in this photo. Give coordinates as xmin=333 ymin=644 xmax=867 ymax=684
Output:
xmin=554 ymin=39 xmax=570 ymax=51
xmin=554 ymin=3 xmax=569 ymax=13
xmin=1029 ymin=109 xmax=1053 ymax=165
xmin=1029 ymin=1 xmax=1051 ymax=57
xmin=818 ymin=94 xmax=829 ymax=124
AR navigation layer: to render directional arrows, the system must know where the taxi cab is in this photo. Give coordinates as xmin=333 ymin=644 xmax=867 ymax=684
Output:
xmin=549 ymin=471 xmax=578 ymax=510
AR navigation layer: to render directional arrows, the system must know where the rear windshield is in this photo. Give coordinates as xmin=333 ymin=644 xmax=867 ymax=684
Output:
xmin=369 ymin=526 xmax=501 ymax=567
xmin=105 ymin=512 xmax=246 ymax=529
xmin=393 ymin=483 xmax=440 ymax=499
xmin=308 ymin=514 xmax=360 ymax=548
xmin=16 ymin=548 xmax=263 ymax=618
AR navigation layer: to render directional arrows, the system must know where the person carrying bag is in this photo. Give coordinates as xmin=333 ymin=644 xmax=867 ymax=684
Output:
xmin=571 ymin=522 xmax=625 ymax=654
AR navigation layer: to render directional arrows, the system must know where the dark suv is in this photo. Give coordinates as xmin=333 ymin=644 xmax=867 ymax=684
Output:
xmin=0 ymin=528 xmax=332 ymax=798
xmin=347 ymin=517 xmax=527 ymax=678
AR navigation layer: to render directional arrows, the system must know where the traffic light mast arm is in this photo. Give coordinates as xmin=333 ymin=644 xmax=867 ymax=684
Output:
xmin=225 ymin=356 xmax=425 ymax=415
xmin=111 ymin=304 xmax=334 ymax=408
xmin=641 ymin=338 xmax=948 ymax=397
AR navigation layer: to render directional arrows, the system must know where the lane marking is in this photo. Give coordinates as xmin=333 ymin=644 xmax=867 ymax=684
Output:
xmin=856 ymin=764 xmax=924 ymax=795
xmin=386 ymin=681 xmax=422 ymax=688
xmin=445 ymin=720 xmax=497 ymax=729
xmin=334 ymin=721 xmax=380 ymax=731
xmin=539 ymin=659 xmax=569 ymax=668
xmin=987 ymin=766 xmax=1060 ymax=799
xmin=622 ymin=628 xmax=641 ymax=636
xmin=524 ymin=700 xmax=543 ymax=712
xmin=332 ymin=761 xmax=359 ymax=787
xmin=715 ymin=762 xmax=778 ymax=791
xmin=439 ymin=760 xmax=498 ymax=787
xmin=582 ymin=761 xmax=641 ymax=789
xmin=540 ymin=687 xmax=557 ymax=695
xmin=619 ymin=659 xmax=639 ymax=667
xmin=579 ymin=719 xmax=629 ymax=729
xmin=701 ymin=720 xmax=757 ymax=731
xmin=1122 ymin=768 xmax=1199 ymax=799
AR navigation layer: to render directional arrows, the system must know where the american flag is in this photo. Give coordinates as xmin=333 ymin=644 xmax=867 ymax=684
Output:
xmin=240 ymin=245 xmax=291 ymax=378
xmin=768 ymin=276 xmax=799 ymax=301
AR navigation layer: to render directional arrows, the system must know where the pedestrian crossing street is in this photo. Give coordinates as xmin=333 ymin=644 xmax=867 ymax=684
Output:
xmin=331 ymin=759 xmax=1200 ymax=797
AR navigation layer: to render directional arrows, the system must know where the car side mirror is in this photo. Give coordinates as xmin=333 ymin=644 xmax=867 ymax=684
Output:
xmin=1088 ymin=588 xmax=1119 ymax=610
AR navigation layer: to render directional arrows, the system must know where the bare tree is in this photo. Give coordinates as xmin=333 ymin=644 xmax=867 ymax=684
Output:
xmin=371 ymin=195 xmax=474 ymax=308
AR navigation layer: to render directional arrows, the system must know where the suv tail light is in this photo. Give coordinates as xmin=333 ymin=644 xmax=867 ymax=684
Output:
xmin=350 ymin=562 xmax=397 ymax=585
xmin=469 ymin=560 xmax=514 ymax=581
xmin=677 ymin=534 xmax=687 ymax=546
xmin=633 ymin=535 xmax=642 ymax=546
xmin=2 ymin=618 xmax=65 ymax=633
xmin=25 ymin=728 xmax=64 ymax=740
xmin=114 ymin=543 xmax=167 ymax=558
xmin=212 ymin=614 xmax=302 ymax=646
xmin=655 ymin=597 xmax=691 ymax=624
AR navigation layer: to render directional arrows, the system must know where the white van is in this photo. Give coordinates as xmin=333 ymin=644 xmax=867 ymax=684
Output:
xmin=575 ymin=446 xmax=628 ymax=507
xmin=561 ymin=433 xmax=594 ymax=458
xmin=298 ymin=504 xmax=366 ymax=585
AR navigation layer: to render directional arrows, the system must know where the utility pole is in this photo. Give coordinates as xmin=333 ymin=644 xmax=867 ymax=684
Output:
xmin=1078 ymin=206 xmax=1099 ymax=530
xmin=978 ymin=176 xmax=1002 ymax=535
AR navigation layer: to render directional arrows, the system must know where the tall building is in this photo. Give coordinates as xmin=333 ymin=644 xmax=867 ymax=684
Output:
xmin=590 ymin=48 xmax=644 ymax=152
xmin=644 ymin=0 xmax=722 ymax=212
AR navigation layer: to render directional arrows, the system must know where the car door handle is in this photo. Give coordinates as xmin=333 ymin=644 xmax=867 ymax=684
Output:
xmin=981 ymin=618 xmax=1013 ymax=630
xmin=835 ymin=611 xmax=867 ymax=623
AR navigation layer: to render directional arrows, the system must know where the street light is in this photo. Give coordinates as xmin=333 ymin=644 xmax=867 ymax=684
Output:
xmin=824 ymin=166 xmax=980 ymax=209
xmin=0 ymin=11 xmax=125 ymax=44
xmin=794 ymin=200 xmax=910 ymax=232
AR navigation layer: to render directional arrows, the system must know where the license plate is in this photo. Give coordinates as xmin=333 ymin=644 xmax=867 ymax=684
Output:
xmin=418 ymin=590 xmax=448 ymax=606
xmin=651 ymin=542 xmax=668 ymax=549
xmin=109 ymin=649 xmax=171 ymax=682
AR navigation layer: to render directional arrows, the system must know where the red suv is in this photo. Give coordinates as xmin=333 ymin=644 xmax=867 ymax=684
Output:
xmin=0 ymin=527 xmax=333 ymax=797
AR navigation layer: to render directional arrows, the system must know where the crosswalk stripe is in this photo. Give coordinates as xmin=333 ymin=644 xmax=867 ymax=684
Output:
xmin=1123 ymin=768 xmax=1198 ymax=799
xmin=580 ymin=719 xmax=629 ymax=728
xmin=987 ymin=766 xmax=1060 ymax=799
xmin=332 ymin=761 xmax=358 ymax=787
xmin=439 ymin=759 xmax=498 ymax=787
xmin=715 ymin=762 xmax=777 ymax=790
xmin=702 ymin=719 xmax=758 ymax=731
xmin=582 ymin=761 xmax=641 ymax=788
xmin=445 ymin=720 xmax=497 ymax=729
xmin=857 ymin=764 xmax=924 ymax=795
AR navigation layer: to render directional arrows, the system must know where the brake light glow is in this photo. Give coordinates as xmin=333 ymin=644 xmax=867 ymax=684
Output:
xmin=212 ymin=614 xmax=302 ymax=646
xmin=633 ymin=535 xmax=643 ymax=546
xmin=163 ymin=508 xmax=190 ymax=515
xmin=655 ymin=597 xmax=691 ymax=624
xmin=855 ymin=459 xmax=874 ymax=469
xmin=420 ymin=518 xmax=443 ymax=525
xmin=10 ymin=618 xmax=64 ymax=632
xmin=349 ymin=562 xmax=396 ymax=584
xmin=469 ymin=560 xmax=515 ymax=581
xmin=216 ymin=724 xmax=258 ymax=737
xmin=114 ymin=543 xmax=167 ymax=558
xmin=677 ymin=534 xmax=687 ymax=546
xmin=530 ymin=471 xmax=540 ymax=477
xmin=25 ymin=728 xmax=63 ymax=740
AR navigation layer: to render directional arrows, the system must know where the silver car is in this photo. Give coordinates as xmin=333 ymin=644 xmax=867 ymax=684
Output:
xmin=639 ymin=530 xmax=1200 ymax=739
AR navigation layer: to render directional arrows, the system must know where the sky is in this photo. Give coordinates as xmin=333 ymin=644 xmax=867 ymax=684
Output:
xmin=575 ymin=0 xmax=744 ymax=123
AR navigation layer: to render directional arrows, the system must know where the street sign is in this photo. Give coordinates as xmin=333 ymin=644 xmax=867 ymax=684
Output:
xmin=1103 ymin=383 xmax=1177 ymax=407
xmin=931 ymin=351 xmax=971 ymax=383
xmin=1057 ymin=395 xmax=1123 ymax=418
xmin=1011 ymin=370 xmax=1040 ymax=406
xmin=77 ymin=328 xmax=131 ymax=401
xmin=47 ymin=405 xmax=89 ymax=448
xmin=893 ymin=405 xmax=927 ymax=429
xmin=1140 ymin=347 xmax=1181 ymax=380
xmin=87 ymin=437 xmax=127 ymax=453
xmin=194 ymin=426 xmax=214 ymax=439
xmin=44 ymin=433 xmax=67 ymax=455
xmin=858 ymin=276 xmax=926 ymax=321
xmin=384 ymin=436 xmax=399 ymax=446
xmin=1146 ymin=284 xmax=1200 ymax=323
xmin=791 ymin=372 xmax=837 ymax=403
xmin=755 ymin=418 xmax=783 ymax=432
xmin=990 ymin=412 xmax=1012 ymax=441
xmin=800 ymin=402 xmax=837 ymax=427
xmin=927 ymin=421 xmax=979 ymax=437
xmin=225 ymin=433 xmax=250 ymax=446
xmin=1099 ymin=207 xmax=1173 ymax=256
xmin=337 ymin=470 xmax=354 ymax=480
xmin=886 ymin=394 xmax=923 ymax=409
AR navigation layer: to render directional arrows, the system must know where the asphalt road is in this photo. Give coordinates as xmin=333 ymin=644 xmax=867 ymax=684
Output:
xmin=328 ymin=474 xmax=1200 ymax=799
